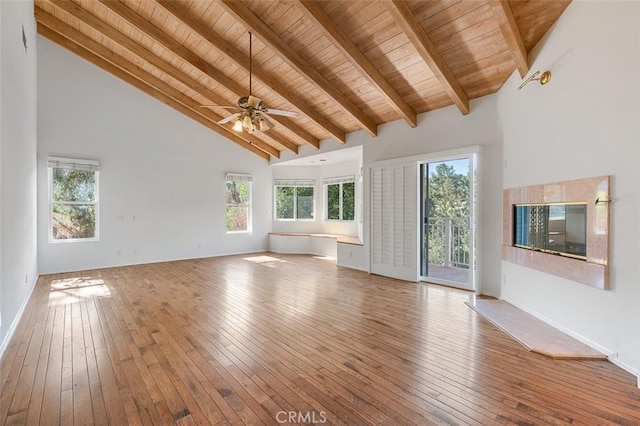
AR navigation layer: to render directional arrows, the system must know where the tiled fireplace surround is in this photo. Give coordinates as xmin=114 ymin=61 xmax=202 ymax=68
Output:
xmin=502 ymin=176 xmax=611 ymax=290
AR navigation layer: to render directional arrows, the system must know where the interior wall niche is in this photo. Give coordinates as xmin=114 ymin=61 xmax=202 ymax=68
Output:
xmin=502 ymin=176 xmax=611 ymax=290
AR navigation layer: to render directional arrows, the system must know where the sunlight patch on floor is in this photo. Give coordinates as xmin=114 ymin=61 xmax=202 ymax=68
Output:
xmin=242 ymin=255 xmax=287 ymax=267
xmin=312 ymin=255 xmax=336 ymax=261
xmin=50 ymin=277 xmax=111 ymax=304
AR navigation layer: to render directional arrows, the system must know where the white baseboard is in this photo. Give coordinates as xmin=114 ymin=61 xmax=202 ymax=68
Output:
xmin=38 ymin=249 xmax=270 ymax=275
xmin=336 ymin=262 xmax=369 ymax=273
xmin=505 ymin=298 xmax=639 ymax=383
xmin=0 ymin=274 xmax=39 ymax=359
xmin=608 ymin=357 xmax=640 ymax=385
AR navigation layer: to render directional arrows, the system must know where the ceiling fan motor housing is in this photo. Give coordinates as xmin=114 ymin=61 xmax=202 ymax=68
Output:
xmin=237 ymin=96 xmax=264 ymax=110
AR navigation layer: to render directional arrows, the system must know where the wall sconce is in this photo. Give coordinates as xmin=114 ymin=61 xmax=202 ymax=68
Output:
xmin=517 ymin=70 xmax=551 ymax=90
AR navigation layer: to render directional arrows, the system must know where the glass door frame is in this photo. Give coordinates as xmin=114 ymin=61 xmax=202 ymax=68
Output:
xmin=419 ymin=152 xmax=477 ymax=292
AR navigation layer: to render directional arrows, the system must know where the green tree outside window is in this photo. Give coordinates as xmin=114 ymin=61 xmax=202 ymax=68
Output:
xmin=226 ymin=180 xmax=250 ymax=232
xmin=326 ymin=181 xmax=355 ymax=221
xmin=425 ymin=163 xmax=470 ymax=268
xmin=51 ymin=168 xmax=97 ymax=240
xmin=275 ymin=186 xmax=314 ymax=220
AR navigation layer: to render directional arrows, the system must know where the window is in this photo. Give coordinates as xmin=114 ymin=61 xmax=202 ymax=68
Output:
xmin=48 ymin=157 xmax=99 ymax=242
xmin=226 ymin=173 xmax=252 ymax=233
xmin=274 ymin=179 xmax=315 ymax=220
xmin=325 ymin=176 xmax=355 ymax=221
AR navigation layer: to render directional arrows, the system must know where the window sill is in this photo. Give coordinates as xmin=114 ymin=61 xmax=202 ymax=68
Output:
xmin=49 ymin=237 xmax=100 ymax=244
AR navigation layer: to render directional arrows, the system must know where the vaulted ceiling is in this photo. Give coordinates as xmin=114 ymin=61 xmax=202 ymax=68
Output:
xmin=34 ymin=0 xmax=571 ymax=160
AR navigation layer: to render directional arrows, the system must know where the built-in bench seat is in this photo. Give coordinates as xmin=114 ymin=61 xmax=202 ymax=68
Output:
xmin=268 ymin=232 xmax=362 ymax=258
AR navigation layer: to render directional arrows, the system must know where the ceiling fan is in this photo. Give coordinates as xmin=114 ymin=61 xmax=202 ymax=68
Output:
xmin=202 ymin=31 xmax=298 ymax=133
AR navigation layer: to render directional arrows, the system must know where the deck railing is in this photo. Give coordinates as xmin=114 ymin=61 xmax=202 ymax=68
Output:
xmin=426 ymin=217 xmax=470 ymax=269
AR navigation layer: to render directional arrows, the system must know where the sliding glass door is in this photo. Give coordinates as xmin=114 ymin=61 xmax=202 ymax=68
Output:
xmin=420 ymin=156 xmax=476 ymax=290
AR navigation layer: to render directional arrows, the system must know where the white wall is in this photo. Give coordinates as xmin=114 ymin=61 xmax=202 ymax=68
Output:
xmin=37 ymin=37 xmax=272 ymax=274
xmin=497 ymin=1 xmax=640 ymax=376
xmin=274 ymin=95 xmax=503 ymax=296
xmin=0 ymin=0 xmax=39 ymax=353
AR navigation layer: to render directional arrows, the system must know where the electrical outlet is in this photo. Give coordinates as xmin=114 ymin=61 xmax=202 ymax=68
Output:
xmin=116 ymin=249 xmax=122 ymax=256
xmin=502 ymin=273 xmax=507 ymax=286
xmin=25 ymin=274 xmax=28 ymax=284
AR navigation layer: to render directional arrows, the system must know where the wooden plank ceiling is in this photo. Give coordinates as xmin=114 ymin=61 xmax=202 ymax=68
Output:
xmin=34 ymin=0 xmax=571 ymax=160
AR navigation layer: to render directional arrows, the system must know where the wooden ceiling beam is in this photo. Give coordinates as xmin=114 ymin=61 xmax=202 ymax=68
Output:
xmin=488 ymin=0 xmax=529 ymax=78
xmin=46 ymin=1 xmax=282 ymax=158
xmin=86 ymin=3 xmax=307 ymax=154
xmin=52 ymin=0 xmax=294 ymax=155
xmin=297 ymin=0 xmax=417 ymax=128
xmin=218 ymin=0 xmax=378 ymax=137
xmin=386 ymin=0 xmax=470 ymax=115
xmin=35 ymin=13 xmax=273 ymax=160
xmin=152 ymin=0 xmax=330 ymax=147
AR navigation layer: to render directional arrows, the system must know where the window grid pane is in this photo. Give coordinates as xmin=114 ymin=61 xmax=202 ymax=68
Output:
xmin=276 ymin=186 xmax=295 ymax=219
xmin=52 ymin=169 xmax=96 ymax=202
xmin=226 ymin=181 xmax=249 ymax=204
xmin=295 ymin=187 xmax=314 ymax=220
xmin=342 ymin=182 xmax=355 ymax=221
xmin=52 ymin=203 xmax=96 ymax=240
xmin=327 ymin=184 xmax=340 ymax=220
xmin=226 ymin=205 xmax=249 ymax=232
xmin=275 ymin=185 xmax=314 ymax=220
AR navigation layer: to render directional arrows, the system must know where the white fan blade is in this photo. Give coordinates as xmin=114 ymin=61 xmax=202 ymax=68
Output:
xmin=263 ymin=108 xmax=298 ymax=117
xmin=217 ymin=112 xmax=241 ymax=125
xmin=262 ymin=113 xmax=275 ymax=126
xmin=247 ymin=95 xmax=262 ymax=107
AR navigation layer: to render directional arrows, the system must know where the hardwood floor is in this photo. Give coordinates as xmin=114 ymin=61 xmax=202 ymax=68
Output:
xmin=1 ymin=253 xmax=639 ymax=425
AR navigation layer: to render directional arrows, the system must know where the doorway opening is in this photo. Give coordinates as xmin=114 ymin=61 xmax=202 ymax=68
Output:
xmin=420 ymin=156 xmax=476 ymax=291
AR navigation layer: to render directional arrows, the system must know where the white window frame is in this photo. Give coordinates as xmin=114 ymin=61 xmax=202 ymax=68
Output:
xmin=324 ymin=175 xmax=355 ymax=222
xmin=273 ymin=179 xmax=316 ymax=221
xmin=225 ymin=173 xmax=253 ymax=234
xmin=48 ymin=157 xmax=100 ymax=243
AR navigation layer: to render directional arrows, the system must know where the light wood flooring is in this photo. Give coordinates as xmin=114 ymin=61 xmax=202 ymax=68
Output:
xmin=1 ymin=253 xmax=639 ymax=425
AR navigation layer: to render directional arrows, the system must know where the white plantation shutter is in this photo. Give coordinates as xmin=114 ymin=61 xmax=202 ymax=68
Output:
xmin=372 ymin=168 xmax=383 ymax=264
xmin=370 ymin=162 xmax=419 ymax=282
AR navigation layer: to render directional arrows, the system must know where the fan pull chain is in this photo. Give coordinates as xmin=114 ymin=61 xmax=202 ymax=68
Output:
xmin=248 ymin=31 xmax=252 ymax=96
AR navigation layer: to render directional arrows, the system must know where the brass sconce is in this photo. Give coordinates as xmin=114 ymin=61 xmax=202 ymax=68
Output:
xmin=517 ymin=70 xmax=551 ymax=90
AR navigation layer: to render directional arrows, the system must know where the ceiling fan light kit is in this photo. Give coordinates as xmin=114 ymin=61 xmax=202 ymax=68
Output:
xmin=203 ymin=31 xmax=298 ymax=134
